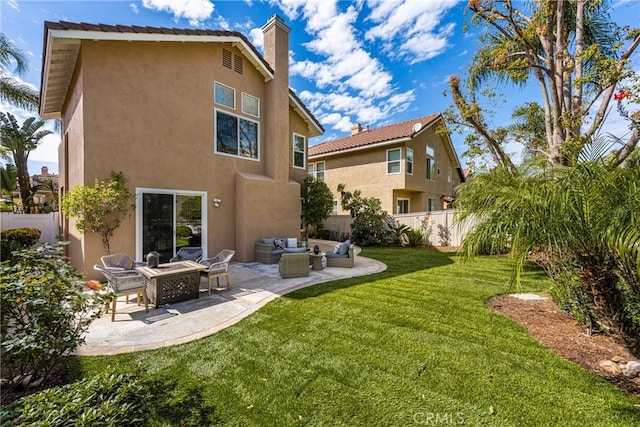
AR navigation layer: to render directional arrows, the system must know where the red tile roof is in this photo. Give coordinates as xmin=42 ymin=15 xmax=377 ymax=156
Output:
xmin=309 ymin=113 xmax=441 ymax=157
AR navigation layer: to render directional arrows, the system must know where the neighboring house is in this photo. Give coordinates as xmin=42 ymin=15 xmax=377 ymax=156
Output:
xmin=308 ymin=114 xmax=465 ymax=215
xmin=39 ymin=15 xmax=323 ymax=277
xmin=31 ymin=166 xmax=59 ymax=208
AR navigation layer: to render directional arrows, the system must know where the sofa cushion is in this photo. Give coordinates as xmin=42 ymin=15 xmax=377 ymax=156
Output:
xmin=273 ymin=238 xmax=286 ymax=250
xmin=284 ymin=247 xmax=307 ymax=253
xmin=286 ymin=237 xmax=297 ymax=248
xmin=261 ymin=237 xmax=276 ymax=245
xmin=326 ymin=251 xmax=348 ymax=259
xmin=338 ymin=240 xmax=351 ymax=255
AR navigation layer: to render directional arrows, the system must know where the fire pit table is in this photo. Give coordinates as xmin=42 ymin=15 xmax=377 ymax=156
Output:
xmin=136 ymin=260 xmax=205 ymax=307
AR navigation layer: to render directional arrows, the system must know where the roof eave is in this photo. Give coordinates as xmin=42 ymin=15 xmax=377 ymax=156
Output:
xmin=39 ymin=28 xmax=275 ymax=118
xmin=309 ymin=136 xmax=411 ymax=159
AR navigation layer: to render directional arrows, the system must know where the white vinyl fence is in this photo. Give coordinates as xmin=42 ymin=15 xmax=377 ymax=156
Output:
xmin=321 ymin=210 xmax=475 ymax=247
xmin=0 ymin=212 xmax=60 ymax=245
xmin=393 ymin=209 xmax=474 ymax=247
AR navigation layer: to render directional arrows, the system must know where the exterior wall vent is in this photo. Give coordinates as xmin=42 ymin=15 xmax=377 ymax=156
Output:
xmin=222 ymin=49 xmax=232 ymax=69
xmin=234 ymin=55 xmax=243 ymax=74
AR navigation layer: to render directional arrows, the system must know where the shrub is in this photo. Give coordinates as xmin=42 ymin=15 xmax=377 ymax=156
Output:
xmin=390 ymin=222 xmax=410 ymax=245
xmin=405 ymin=228 xmax=424 ymax=247
xmin=0 ymin=244 xmax=109 ymax=396
xmin=1 ymin=366 xmax=152 ymax=426
xmin=338 ymin=184 xmax=392 ymax=246
xmin=0 ymin=228 xmax=41 ymax=262
xmin=176 ymin=225 xmax=192 ymax=237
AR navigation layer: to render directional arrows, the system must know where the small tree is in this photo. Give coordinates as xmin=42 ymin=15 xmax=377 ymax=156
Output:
xmin=61 ymin=172 xmax=135 ymax=254
xmin=301 ymin=176 xmax=334 ymax=239
xmin=338 ymin=183 xmax=392 ymax=246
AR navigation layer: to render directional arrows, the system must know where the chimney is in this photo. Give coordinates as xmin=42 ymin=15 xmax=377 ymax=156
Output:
xmin=262 ymin=15 xmax=291 ymax=182
xmin=41 ymin=166 xmax=49 ymax=176
xmin=351 ymin=123 xmax=362 ymax=135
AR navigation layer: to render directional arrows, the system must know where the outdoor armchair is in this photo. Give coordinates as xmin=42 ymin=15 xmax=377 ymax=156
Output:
xmin=279 ymin=252 xmax=310 ymax=278
xmin=94 ymin=264 xmax=149 ymax=322
xmin=325 ymin=244 xmax=355 ymax=268
xmin=101 ymin=253 xmax=146 ymax=271
xmin=170 ymin=247 xmax=203 ymax=263
xmin=200 ymin=249 xmax=235 ymax=294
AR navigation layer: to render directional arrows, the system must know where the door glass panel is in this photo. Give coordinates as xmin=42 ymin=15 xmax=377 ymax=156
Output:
xmin=176 ymin=195 xmax=202 ymax=250
xmin=142 ymin=193 xmax=174 ymax=263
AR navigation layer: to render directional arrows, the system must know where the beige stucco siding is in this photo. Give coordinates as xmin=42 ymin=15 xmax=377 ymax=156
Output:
xmin=311 ymin=126 xmax=460 ymax=215
xmin=59 ymin=40 xmax=309 ymax=276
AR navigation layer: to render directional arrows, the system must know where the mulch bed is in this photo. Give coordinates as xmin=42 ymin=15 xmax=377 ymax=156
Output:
xmin=487 ymin=294 xmax=640 ymax=398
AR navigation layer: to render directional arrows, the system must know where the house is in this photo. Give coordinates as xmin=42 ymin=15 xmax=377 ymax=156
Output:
xmin=39 ymin=15 xmax=323 ymax=277
xmin=308 ymin=114 xmax=464 ymax=215
xmin=31 ymin=166 xmax=59 ymax=209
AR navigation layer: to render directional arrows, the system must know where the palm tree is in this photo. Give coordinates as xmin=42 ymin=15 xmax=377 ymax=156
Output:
xmin=0 ymin=112 xmax=52 ymax=212
xmin=455 ymin=155 xmax=640 ymax=338
xmin=0 ymin=33 xmax=39 ymax=112
xmin=0 ymin=163 xmax=18 ymax=212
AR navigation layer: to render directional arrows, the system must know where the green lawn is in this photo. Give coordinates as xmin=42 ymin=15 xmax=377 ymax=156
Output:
xmin=73 ymin=247 xmax=640 ymax=426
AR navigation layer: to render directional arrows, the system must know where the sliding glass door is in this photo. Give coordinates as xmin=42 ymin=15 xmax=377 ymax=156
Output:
xmin=137 ymin=189 xmax=207 ymax=263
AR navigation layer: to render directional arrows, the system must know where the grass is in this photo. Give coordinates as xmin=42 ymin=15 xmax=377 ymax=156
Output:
xmin=72 ymin=247 xmax=640 ymax=426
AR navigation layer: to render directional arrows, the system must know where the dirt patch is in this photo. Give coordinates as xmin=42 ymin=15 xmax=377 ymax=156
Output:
xmin=487 ymin=294 xmax=640 ymax=398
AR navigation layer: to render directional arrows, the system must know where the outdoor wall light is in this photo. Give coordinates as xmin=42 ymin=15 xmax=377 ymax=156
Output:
xmin=213 ymin=198 xmax=221 ymax=207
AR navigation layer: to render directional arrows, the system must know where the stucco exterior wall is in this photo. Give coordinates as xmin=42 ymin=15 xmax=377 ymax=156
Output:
xmin=58 ymin=34 xmax=312 ymax=276
xmin=310 ymin=126 xmax=460 ymax=215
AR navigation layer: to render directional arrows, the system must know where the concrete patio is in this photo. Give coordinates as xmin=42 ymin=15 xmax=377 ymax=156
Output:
xmin=78 ymin=241 xmax=386 ymax=356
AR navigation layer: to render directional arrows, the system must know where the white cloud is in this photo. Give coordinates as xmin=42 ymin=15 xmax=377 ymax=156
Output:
xmin=366 ymin=0 xmax=458 ymax=63
xmin=130 ymin=2 xmax=139 ymax=13
xmin=248 ymin=28 xmax=264 ymax=51
xmin=141 ymin=0 xmax=214 ymax=26
xmin=7 ymin=0 xmax=19 ymax=12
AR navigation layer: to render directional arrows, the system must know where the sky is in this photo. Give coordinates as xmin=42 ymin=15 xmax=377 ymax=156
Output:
xmin=1 ymin=0 xmax=638 ymax=175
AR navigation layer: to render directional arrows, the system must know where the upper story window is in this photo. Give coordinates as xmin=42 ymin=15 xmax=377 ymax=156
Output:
xmin=387 ymin=148 xmax=401 ymax=174
xmin=215 ymin=109 xmax=259 ymax=160
xmin=331 ymin=200 xmax=338 ymax=215
xmin=428 ymin=197 xmax=436 ymax=212
xmin=293 ymin=133 xmax=306 ymax=169
xmin=426 ymin=145 xmax=435 ymax=158
xmin=426 ymin=145 xmax=435 ymax=180
xmin=406 ymin=148 xmax=413 ymax=175
xmin=308 ymin=162 xmax=325 ymax=181
xmin=214 ymin=82 xmax=235 ymax=109
xmin=242 ymin=93 xmax=259 ymax=117
xmin=447 ymin=167 xmax=453 ymax=183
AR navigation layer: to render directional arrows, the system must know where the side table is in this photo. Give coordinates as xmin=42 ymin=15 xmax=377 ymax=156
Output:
xmin=310 ymin=252 xmax=324 ymax=271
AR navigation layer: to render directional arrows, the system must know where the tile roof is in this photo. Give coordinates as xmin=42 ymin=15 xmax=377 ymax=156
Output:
xmin=309 ymin=113 xmax=441 ymax=157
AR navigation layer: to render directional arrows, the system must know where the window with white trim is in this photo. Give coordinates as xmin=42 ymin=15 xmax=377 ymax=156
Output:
xmin=308 ymin=162 xmax=325 ymax=181
xmin=214 ymin=109 xmax=259 ymax=160
xmin=387 ymin=148 xmax=401 ymax=174
xmin=426 ymin=145 xmax=435 ymax=157
xmin=242 ymin=92 xmax=259 ymax=117
xmin=426 ymin=146 xmax=435 ymax=180
xmin=447 ymin=167 xmax=453 ymax=183
xmin=428 ymin=198 xmax=436 ymax=212
xmin=214 ymin=82 xmax=235 ymax=109
xmin=406 ymin=148 xmax=413 ymax=175
xmin=293 ymin=133 xmax=305 ymax=168
xmin=397 ymin=198 xmax=410 ymax=214
xmin=331 ymin=200 xmax=338 ymax=215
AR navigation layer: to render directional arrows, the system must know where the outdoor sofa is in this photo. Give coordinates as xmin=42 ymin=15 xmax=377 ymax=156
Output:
xmin=255 ymin=237 xmax=307 ymax=264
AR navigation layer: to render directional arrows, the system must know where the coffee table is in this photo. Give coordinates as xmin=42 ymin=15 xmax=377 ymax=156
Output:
xmin=309 ymin=252 xmax=324 ymax=271
xmin=136 ymin=260 xmax=205 ymax=307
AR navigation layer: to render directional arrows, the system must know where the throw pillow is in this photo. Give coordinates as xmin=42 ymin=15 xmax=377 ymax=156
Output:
xmin=339 ymin=241 xmax=350 ymax=255
xmin=334 ymin=243 xmax=342 ymax=254
xmin=274 ymin=238 xmax=286 ymax=250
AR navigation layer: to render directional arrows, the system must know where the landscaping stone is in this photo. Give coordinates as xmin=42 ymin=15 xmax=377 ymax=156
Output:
xmin=623 ymin=361 xmax=640 ymax=378
xmin=599 ymin=360 xmax=622 ymax=376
